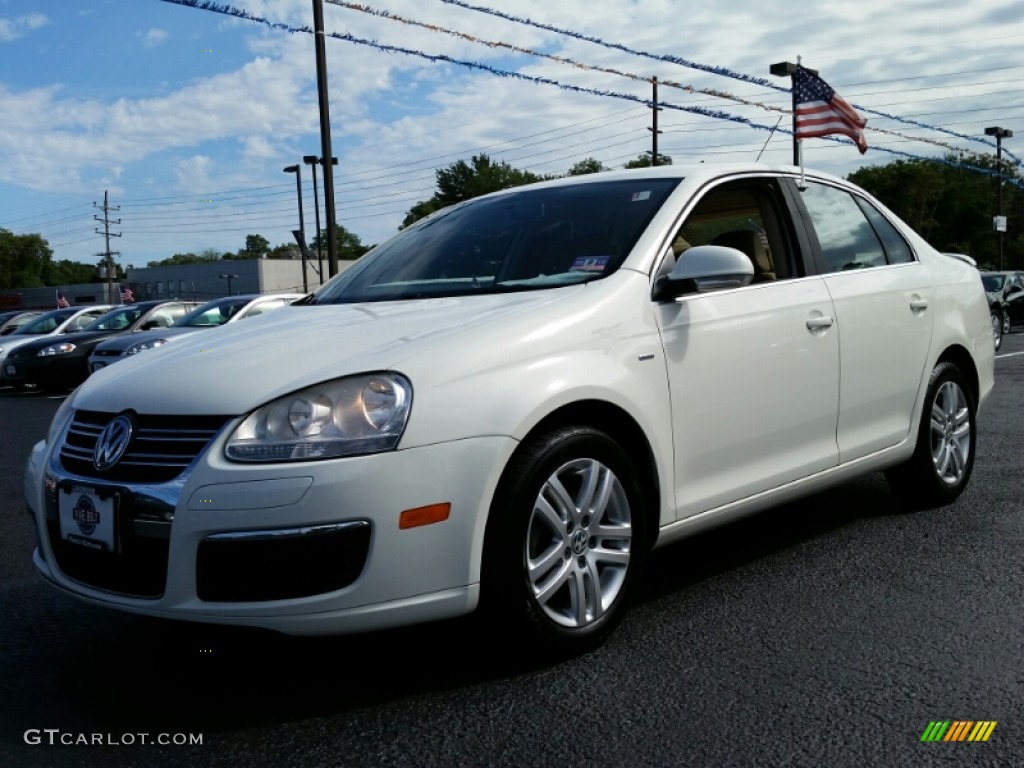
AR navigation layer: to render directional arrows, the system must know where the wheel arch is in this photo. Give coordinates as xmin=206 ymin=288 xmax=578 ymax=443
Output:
xmin=935 ymin=344 xmax=980 ymax=406
xmin=501 ymin=399 xmax=662 ymax=552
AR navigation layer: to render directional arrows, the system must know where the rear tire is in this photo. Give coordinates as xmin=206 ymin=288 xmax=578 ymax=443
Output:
xmin=886 ymin=362 xmax=976 ymax=510
xmin=481 ymin=425 xmax=646 ymax=657
xmin=991 ymin=311 xmax=1003 ymax=351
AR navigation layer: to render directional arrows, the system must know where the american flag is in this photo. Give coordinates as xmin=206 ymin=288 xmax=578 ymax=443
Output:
xmin=56 ymin=290 xmax=70 ymax=308
xmin=119 ymin=284 xmax=135 ymax=303
xmin=793 ymin=66 xmax=868 ymax=154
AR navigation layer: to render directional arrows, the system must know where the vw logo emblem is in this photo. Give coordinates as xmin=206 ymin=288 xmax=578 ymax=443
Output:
xmin=93 ymin=414 xmax=134 ymax=471
xmin=571 ymin=529 xmax=589 ymax=555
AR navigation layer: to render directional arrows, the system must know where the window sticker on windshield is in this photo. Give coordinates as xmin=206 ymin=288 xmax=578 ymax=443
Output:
xmin=631 ymin=190 xmax=652 ymax=201
xmin=569 ymin=256 xmax=610 ymax=273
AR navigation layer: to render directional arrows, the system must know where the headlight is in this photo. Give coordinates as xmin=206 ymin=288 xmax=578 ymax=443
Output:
xmin=225 ymin=373 xmax=412 ymax=462
xmin=38 ymin=342 xmax=76 ymax=356
xmin=45 ymin=391 xmax=76 ymax=446
xmin=126 ymin=339 xmax=168 ymax=356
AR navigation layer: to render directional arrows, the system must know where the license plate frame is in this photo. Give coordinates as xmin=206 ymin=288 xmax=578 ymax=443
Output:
xmin=58 ymin=484 xmax=117 ymax=553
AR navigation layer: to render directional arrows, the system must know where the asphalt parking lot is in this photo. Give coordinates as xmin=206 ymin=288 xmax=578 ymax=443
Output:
xmin=1 ymin=334 xmax=1022 ymax=768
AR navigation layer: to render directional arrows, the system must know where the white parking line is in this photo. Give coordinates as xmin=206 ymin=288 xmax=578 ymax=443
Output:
xmin=996 ymin=350 xmax=1024 ymax=359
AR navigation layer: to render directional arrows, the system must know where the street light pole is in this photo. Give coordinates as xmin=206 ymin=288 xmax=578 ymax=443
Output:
xmin=284 ymin=164 xmax=308 ymax=292
xmin=304 ymin=155 xmax=338 ymax=284
xmin=770 ymin=61 xmax=800 ymax=166
xmin=219 ymin=273 xmax=239 ymax=295
xmin=985 ymin=126 xmax=1013 ymax=271
xmin=303 ymin=155 xmax=322 ymax=283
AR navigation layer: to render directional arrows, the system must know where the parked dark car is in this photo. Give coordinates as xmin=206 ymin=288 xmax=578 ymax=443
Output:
xmin=3 ymin=300 xmax=200 ymax=392
xmin=0 ymin=310 xmax=44 ymax=336
xmin=0 ymin=306 xmax=114 ymax=388
xmin=980 ymin=270 xmax=1024 ymax=336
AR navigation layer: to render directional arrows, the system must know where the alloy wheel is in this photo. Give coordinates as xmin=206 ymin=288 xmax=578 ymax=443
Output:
xmin=930 ymin=380 xmax=971 ymax=486
xmin=525 ymin=457 xmax=633 ymax=629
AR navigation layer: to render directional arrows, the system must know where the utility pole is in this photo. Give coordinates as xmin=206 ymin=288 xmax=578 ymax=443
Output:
xmin=94 ymin=190 xmax=121 ymax=304
xmin=985 ymin=126 xmax=1013 ymax=271
xmin=312 ymin=0 xmax=339 ymax=277
xmin=647 ymin=77 xmax=662 ymax=166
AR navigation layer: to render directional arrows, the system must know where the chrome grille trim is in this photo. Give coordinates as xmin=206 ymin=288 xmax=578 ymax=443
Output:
xmin=59 ymin=410 xmax=233 ymax=483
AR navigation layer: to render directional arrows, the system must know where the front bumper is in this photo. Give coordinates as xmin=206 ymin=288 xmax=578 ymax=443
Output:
xmin=29 ymin=424 xmax=517 ymax=636
xmin=5 ymin=352 xmax=87 ymax=388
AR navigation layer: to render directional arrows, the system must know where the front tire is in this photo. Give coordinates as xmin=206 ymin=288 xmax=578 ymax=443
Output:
xmin=886 ymin=362 xmax=976 ymax=509
xmin=991 ymin=311 xmax=1003 ymax=351
xmin=481 ymin=425 xmax=647 ymax=656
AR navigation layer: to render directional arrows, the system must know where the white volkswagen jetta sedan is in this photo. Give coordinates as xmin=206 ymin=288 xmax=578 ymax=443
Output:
xmin=25 ymin=164 xmax=994 ymax=655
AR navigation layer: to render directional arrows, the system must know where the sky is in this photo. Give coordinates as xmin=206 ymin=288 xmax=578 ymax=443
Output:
xmin=2 ymin=0 xmax=1024 ymax=269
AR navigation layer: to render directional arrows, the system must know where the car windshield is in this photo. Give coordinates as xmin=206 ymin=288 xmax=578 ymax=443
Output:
xmin=176 ymin=298 xmax=251 ymax=327
xmin=11 ymin=309 xmax=76 ymax=335
xmin=85 ymin=306 xmax=145 ymax=331
xmin=310 ymin=178 xmax=681 ymax=304
xmin=982 ymin=274 xmax=1005 ymax=291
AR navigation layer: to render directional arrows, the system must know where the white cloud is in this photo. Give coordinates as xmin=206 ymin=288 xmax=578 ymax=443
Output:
xmin=173 ymin=155 xmax=214 ymax=190
xmin=142 ymin=28 xmax=168 ymax=48
xmin=0 ymin=12 xmax=49 ymax=42
xmin=3 ymin=0 xmax=1024 ymax=264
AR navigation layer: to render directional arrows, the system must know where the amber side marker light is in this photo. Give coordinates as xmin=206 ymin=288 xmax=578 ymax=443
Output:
xmin=399 ymin=503 xmax=451 ymax=530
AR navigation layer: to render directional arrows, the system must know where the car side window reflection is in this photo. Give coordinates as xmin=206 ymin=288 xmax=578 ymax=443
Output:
xmin=801 ymin=182 xmax=914 ymax=272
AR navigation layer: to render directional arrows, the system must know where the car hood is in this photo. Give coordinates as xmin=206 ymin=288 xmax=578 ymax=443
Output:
xmin=93 ymin=325 xmax=204 ymax=352
xmin=74 ymin=290 xmax=576 ymax=415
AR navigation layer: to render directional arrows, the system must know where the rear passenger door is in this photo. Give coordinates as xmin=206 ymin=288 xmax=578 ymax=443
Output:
xmin=792 ymin=180 xmax=933 ymax=463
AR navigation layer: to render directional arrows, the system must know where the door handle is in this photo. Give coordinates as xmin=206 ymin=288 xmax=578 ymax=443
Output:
xmin=910 ymin=298 xmax=929 ymax=312
xmin=806 ymin=316 xmax=834 ymax=330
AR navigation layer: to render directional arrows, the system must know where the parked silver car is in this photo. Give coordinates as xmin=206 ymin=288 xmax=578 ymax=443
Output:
xmin=87 ymin=292 xmax=303 ymax=373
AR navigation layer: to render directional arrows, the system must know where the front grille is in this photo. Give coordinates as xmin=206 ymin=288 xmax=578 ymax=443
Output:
xmin=92 ymin=349 xmax=121 ymax=358
xmin=60 ymin=410 xmax=232 ymax=484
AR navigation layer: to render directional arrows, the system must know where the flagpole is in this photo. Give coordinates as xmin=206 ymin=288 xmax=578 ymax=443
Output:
xmin=769 ymin=59 xmax=800 ymax=166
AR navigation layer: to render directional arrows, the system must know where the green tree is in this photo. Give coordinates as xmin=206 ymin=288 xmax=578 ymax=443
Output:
xmin=568 ymin=158 xmax=609 ymax=176
xmin=0 ymin=229 xmax=52 ymax=289
xmin=401 ymin=154 xmax=544 ymax=228
xmin=848 ymin=152 xmax=1022 ymax=269
xmin=242 ymin=234 xmax=270 ymax=259
xmin=42 ymin=259 xmax=98 ymax=286
xmin=624 ymin=153 xmax=673 ymax=168
xmin=268 ymin=242 xmax=299 ymax=259
xmin=147 ymin=251 xmax=222 ymax=267
xmin=312 ymin=225 xmax=373 ymax=261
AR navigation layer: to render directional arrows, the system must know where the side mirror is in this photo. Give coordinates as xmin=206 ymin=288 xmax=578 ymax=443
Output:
xmin=653 ymin=245 xmax=754 ymax=301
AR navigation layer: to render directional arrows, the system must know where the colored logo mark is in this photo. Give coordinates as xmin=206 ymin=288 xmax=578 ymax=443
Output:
xmin=920 ymin=721 xmax=997 ymax=742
